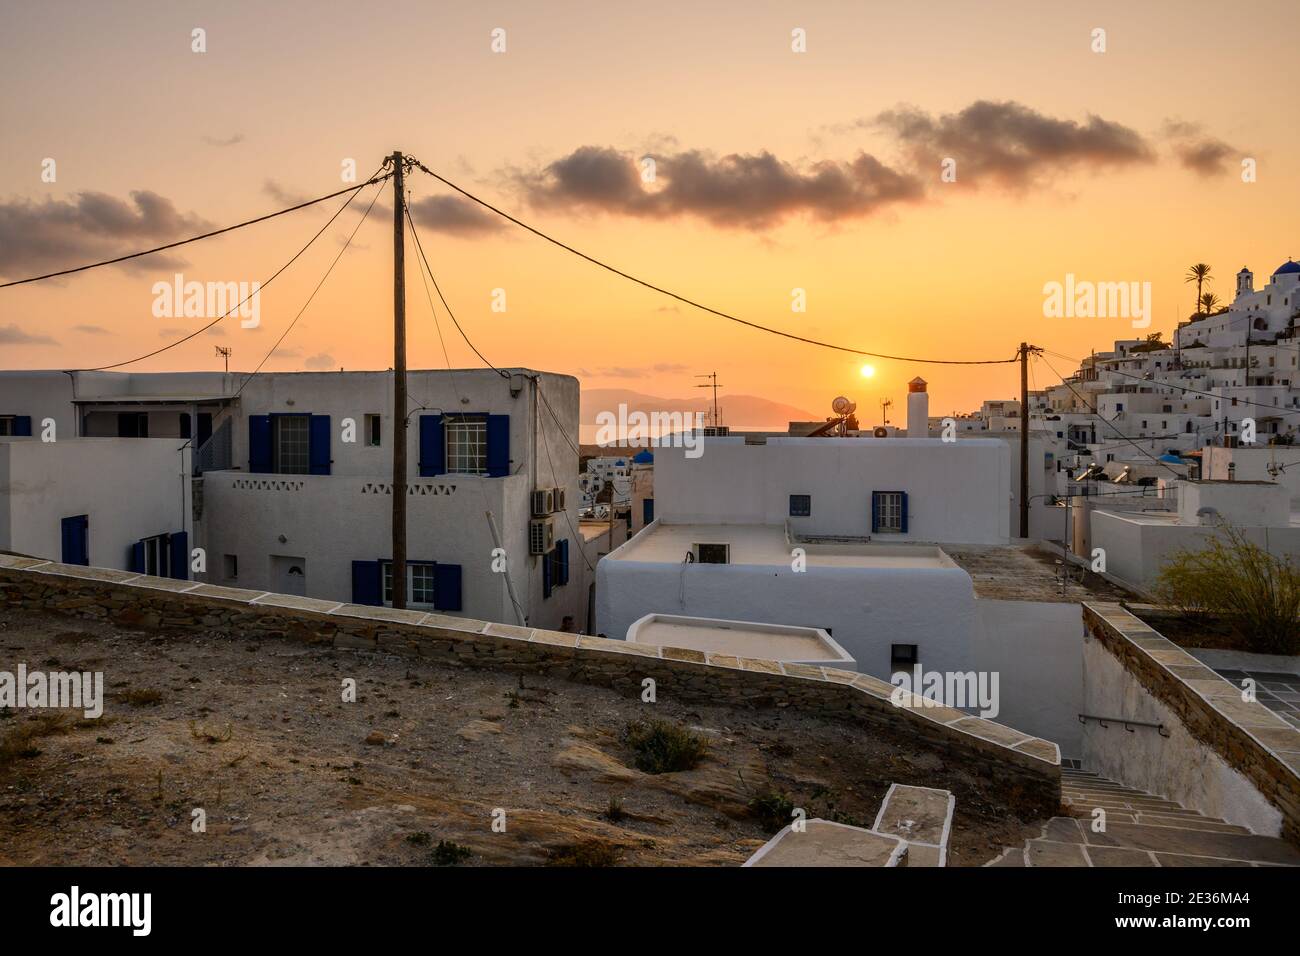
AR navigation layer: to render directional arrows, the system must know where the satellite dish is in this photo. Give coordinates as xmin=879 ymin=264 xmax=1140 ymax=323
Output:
xmin=872 ymin=426 xmax=888 ymax=438
xmin=832 ymin=396 xmax=852 ymax=415
xmin=844 ymin=401 xmax=857 ymax=415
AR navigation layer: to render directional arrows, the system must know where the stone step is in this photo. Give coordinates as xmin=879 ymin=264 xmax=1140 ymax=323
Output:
xmin=988 ymin=769 xmax=1300 ymax=867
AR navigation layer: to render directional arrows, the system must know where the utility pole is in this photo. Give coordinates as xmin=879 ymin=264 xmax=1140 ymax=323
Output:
xmin=1019 ymin=342 xmax=1031 ymax=539
xmin=879 ymin=398 xmax=892 ymax=428
xmin=390 ymin=151 xmax=408 ymax=609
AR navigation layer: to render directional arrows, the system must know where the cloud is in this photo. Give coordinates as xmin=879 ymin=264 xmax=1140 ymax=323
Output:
xmin=517 ymin=145 xmax=924 ymax=228
xmin=591 ymin=362 xmax=690 ymax=378
xmin=407 ymin=194 xmax=503 ymax=236
xmin=202 ymin=133 xmax=245 ymax=148
xmin=1163 ymin=120 xmax=1239 ymax=177
xmin=273 ymin=346 xmax=302 ymax=358
xmin=0 ymin=323 xmax=56 ymax=345
xmin=72 ymin=324 xmax=110 ymax=335
xmin=0 ymin=190 xmax=211 ymax=278
xmin=874 ymin=100 xmax=1154 ymax=188
xmin=304 ymin=352 xmax=336 ymax=370
xmin=263 ymin=180 xmax=309 ymax=206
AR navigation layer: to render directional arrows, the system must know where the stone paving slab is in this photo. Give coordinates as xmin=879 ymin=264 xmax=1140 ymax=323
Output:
xmin=744 ymin=819 xmax=906 ymax=867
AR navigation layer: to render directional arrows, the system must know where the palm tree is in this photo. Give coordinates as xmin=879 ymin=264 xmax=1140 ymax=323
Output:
xmin=1185 ymin=263 xmax=1212 ymax=315
xmin=1200 ymin=291 xmax=1222 ymax=315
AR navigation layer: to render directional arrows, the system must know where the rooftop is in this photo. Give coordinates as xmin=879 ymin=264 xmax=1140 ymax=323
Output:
xmin=626 ymin=613 xmax=854 ymax=666
xmin=943 ymin=543 xmax=1134 ymax=603
xmin=610 ymin=522 xmax=956 ymax=569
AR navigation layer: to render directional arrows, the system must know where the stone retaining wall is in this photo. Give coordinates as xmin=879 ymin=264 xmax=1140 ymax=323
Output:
xmin=1084 ymin=603 xmax=1300 ymax=845
xmin=0 ymin=555 xmax=1061 ymax=811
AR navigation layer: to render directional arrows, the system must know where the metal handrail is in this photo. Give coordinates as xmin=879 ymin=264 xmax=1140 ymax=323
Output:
xmin=1078 ymin=712 xmax=1170 ymax=737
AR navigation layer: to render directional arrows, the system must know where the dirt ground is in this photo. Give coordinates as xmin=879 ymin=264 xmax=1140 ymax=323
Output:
xmin=0 ymin=606 xmax=1048 ymax=866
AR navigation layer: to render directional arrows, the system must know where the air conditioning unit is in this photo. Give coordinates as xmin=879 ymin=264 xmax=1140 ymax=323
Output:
xmin=551 ymin=486 xmax=566 ymax=512
xmin=529 ymin=517 xmax=555 ymax=555
xmin=531 ymin=488 xmax=554 ymax=517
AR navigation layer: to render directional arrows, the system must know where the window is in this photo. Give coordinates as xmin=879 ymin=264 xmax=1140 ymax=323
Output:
xmin=142 ymin=534 xmax=170 ymax=576
xmin=891 ymin=644 xmax=918 ymax=668
xmin=0 ymin=416 xmax=13 ymax=436
xmin=117 ymin=412 xmax=149 ymax=437
xmin=365 ymin=413 xmax=382 ymax=447
xmin=789 ymin=494 xmax=811 ymax=517
xmin=445 ymin=416 xmax=488 ymax=475
xmin=272 ymin=414 xmax=310 ymax=473
xmin=693 ymin=543 xmax=730 ymax=564
xmin=872 ymin=491 xmax=906 ymax=533
xmin=381 ymin=561 xmax=436 ymax=607
xmin=223 ymin=554 xmax=238 ymax=579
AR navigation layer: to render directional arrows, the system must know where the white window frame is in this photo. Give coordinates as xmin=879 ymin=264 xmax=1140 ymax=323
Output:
xmin=272 ymin=414 xmax=311 ymax=474
xmin=875 ymin=491 xmax=905 ymax=533
xmin=444 ymin=416 xmax=488 ymax=475
xmin=381 ymin=561 xmax=436 ymax=608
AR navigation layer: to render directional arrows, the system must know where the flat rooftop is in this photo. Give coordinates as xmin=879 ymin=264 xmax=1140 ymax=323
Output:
xmin=627 ymin=614 xmax=852 ymax=665
xmin=943 ymin=543 xmax=1134 ymax=603
xmin=610 ymin=523 xmax=954 ymax=569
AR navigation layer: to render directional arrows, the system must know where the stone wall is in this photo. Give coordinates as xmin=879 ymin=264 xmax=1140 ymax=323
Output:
xmin=0 ymin=555 xmax=1061 ymax=812
xmin=1083 ymin=603 xmax=1300 ymax=845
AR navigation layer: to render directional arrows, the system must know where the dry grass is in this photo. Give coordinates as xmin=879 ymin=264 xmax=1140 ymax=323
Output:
xmin=0 ymin=713 xmax=72 ymax=768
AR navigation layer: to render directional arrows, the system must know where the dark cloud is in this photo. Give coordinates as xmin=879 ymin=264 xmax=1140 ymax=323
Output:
xmin=0 ymin=323 xmax=56 ymax=345
xmin=0 ymin=190 xmax=210 ymax=278
xmin=519 ymin=145 xmax=924 ymax=228
xmin=407 ymin=195 xmax=503 ymax=236
xmin=203 ymin=133 xmax=245 ymax=148
xmin=304 ymin=352 xmax=337 ymax=370
xmin=72 ymin=324 xmax=110 ymax=335
xmin=1163 ymin=120 xmax=1238 ymax=177
xmin=875 ymin=100 xmax=1154 ymax=187
xmin=263 ymin=180 xmax=308 ymax=206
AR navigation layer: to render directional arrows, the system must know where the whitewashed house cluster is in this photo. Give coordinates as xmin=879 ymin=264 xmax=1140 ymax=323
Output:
xmin=0 ymin=368 xmax=592 ymax=632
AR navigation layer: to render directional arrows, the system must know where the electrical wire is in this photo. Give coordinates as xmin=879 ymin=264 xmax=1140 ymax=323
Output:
xmin=1 ymin=175 xmax=391 ymax=289
xmin=231 ymin=176 xmax=388 ymax=398
xmin=412 ymin=163 xmax=1017 ymax=367
xmin=71 ymin=168 xmax=387 ymax=371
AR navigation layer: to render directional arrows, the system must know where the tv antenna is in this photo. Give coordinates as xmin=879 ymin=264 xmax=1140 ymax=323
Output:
xmin=695 ymin=371 xmax=723 ymax=427
xmin=215 ymin=345 xmax=232 ymax=372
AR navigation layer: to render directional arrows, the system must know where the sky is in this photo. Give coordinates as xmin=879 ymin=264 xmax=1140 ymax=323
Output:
xmin=1 ymin=0 xmax=1297 ymax=424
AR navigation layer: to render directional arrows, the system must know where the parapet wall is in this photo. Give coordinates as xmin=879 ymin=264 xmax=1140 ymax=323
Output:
xmin=0 ymin=555 xmax=1061 ymax=811
xmin=1083 ymin=603 xmax=1300 ymax=845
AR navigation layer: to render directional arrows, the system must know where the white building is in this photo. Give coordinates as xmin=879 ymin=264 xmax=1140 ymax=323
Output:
xmin=0 ymin=368 xmax=590 ymax=632
xmin=0 ymin=437 xmax=190 ymax=575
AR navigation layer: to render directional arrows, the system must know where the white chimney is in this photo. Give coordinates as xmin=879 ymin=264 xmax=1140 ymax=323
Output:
xmin=906 ymin=377 xmax=929 ymax=437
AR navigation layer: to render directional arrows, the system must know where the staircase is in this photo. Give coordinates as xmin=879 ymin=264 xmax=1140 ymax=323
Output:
xmin=987 ymin=768 xmax=1300 ymax=867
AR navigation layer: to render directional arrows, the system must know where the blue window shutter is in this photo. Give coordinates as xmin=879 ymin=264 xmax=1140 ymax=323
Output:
xmin=434 ymin=563 xmax=462 ymax=611
xmin=351 ymin=560 xmax=381 ymax=606
xmin=309 ymin=415 xmax=331 ymax=475
xmin=899 ymin=492 xmax=909 ymax=534
xmin=558 ymin=539 xmax=570 ymax=586
xmin=542 ymin=548 xmax=552 ymax=598
xmin=870 ymin=492 xmax=880 ymax=533
xmin=418 ymin=414 xmax=444 ymax=477
xmin=129 ymin=541 xmax=144 ymax=574
xmin=169 ymin=531 xmax=189 ymax=580
xmin=486 ymin=414 xmax=510 ymax=477
xmin=61 ymin=515 xmax=88 ymax=566
xmin=249 ymin=415 xmax=272 ymax=473
xmin=13 ymin=416 xmax=31 ymax=436
xmin=643 ymin=498 xmax=654 ymax=524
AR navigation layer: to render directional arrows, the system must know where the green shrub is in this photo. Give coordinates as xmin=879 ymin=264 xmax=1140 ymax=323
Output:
xmin=431 ymin=840 xmax=471 ymax=866
xmin=1155 ymin=523 xmax=1300 ymax=654
xmin=619 ymin=718 xmax=708 ymax=774
xmin=748 ymin=789 xmax=796 ymax=833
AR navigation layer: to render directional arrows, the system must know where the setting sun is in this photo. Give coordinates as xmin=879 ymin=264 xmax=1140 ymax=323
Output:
xmin=860 ymin=364 xmax=876 ymax=379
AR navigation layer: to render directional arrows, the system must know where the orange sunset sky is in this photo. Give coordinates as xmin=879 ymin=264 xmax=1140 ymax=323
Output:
xmin=1 ymin=0 xmax=1297 ymax=423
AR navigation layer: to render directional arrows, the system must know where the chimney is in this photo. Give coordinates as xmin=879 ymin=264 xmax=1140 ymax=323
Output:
xmin=906 ymin=377 xmax=929 ymax=437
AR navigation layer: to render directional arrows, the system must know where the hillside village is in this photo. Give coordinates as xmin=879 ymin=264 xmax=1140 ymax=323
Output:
xmin=2 ymin=260 xmax=1299 ymax=868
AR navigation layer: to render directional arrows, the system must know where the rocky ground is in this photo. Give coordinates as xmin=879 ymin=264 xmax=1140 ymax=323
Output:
xmin=0 ymin=605 xmax=1047 ymax=866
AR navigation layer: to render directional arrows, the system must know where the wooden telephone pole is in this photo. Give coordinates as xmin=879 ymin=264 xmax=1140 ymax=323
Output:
xmin=391 ymin=151 xmax=408 ymax=608
xmin=1018 ymin=342 xmax=1041 ymax=539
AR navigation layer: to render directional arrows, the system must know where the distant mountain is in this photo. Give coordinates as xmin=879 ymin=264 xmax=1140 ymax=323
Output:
xmin=581 ymin=388 xmax=817 ymax=429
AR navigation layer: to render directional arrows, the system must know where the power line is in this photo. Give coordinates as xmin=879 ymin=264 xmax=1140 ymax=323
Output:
xmin=1038 ymin=353 xmax=1183 ymax=478
xmin=413 ymin=163 xmax=1017 ymax=367
xmin=1 ymin=174 xmax=391 ymax=289
xmin=231 ymin=177 xmax=388 ymax=398
xmin=76 ymin=172 xmax=382 ymax=372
